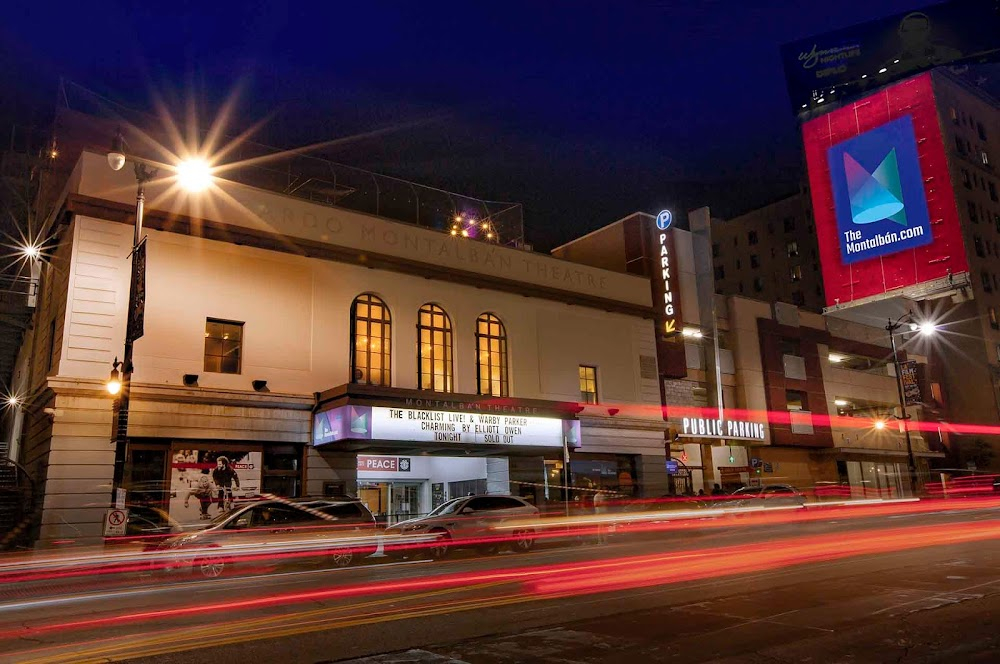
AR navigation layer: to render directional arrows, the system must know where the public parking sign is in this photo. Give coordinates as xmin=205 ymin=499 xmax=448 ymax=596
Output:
xmin=104 ymin=508 xmax=129 ymax=537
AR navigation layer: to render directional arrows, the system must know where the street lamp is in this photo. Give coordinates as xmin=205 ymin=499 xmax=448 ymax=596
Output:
xmin=885 ymin=312 xmax=936 ymax=495
xmin=107 ymin=127 xmax=158 ymax=506
xmin=106 ymin=130 xmax=214 ymax=505
xmin=106 ymin=359 xmax=122 ymax=396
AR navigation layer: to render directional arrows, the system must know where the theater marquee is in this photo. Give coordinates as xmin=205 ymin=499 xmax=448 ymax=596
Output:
xmin=314 ymin=405 xmax=581 ymax=449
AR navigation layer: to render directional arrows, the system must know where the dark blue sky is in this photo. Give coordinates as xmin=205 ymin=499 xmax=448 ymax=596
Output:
xmin=0 ymin=0 xmax=948 ymax=249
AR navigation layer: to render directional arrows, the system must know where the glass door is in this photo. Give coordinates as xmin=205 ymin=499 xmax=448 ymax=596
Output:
xmin=390 ymin=482 xmax=422 ymax=524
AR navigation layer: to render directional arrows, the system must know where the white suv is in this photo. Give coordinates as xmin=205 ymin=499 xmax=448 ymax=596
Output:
xmin=384 ymin=494 xmax=539 ymax=559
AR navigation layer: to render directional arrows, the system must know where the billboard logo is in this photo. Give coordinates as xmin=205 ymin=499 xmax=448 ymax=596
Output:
xmin=655 ymin=209 xmax=673 ymax=230
xmin=844 ymin=149 xmax=906 ymax=226
xmin=828 ymin=115 xmax=932 ymax=264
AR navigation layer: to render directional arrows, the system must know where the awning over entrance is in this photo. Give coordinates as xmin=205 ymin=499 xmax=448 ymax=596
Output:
xmin=312 ymin=384 xmax=582 ymax=457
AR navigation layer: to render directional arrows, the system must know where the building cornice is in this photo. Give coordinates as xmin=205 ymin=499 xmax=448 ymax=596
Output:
xmin=577 ymin=415 xmax=669 ymax=432
xmin=46 ymin=377 xmax=315 ymax=410
xmin=65 ymin=193 xmax=656 ymax=320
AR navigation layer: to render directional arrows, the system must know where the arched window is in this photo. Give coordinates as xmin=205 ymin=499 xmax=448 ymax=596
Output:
xmin=476 ymin=313 xmax=508 ymax=397
xmin=417 ymin=303 xmax=453 ymax=392
xmin=351 ymin=294 xmax=391 ymax=386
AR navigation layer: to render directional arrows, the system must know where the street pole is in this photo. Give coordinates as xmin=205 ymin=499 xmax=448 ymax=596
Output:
xmin=110 ymin=162 xmax=156 ymax=505
xmin=886 ymin=319 xmax=918 ymax=496
xmin=562 ymin=435 xmax=570 ymax=518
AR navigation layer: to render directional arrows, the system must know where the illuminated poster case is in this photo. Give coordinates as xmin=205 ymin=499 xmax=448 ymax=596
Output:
xmin=802 ymin=73 xmax=968 ymax=309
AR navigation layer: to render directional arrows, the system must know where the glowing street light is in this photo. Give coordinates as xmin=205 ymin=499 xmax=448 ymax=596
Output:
xmin=106 ymin=359 xmax=122 ymax=396
xmin=20 ymin=244 xmax=41 ymax=260
xmin=873 ymin=419 xmax=887 ymax=431
xmin=5 ymin=395 xmax=20 ymax=408
xmin=176 ymin=158 xmax=213 ymax=192
xmin=909 ymin=321 xmax=937 ymax=335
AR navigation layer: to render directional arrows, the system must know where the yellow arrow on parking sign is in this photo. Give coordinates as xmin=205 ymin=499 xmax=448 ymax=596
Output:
xmin=664 ymin=320 xmax=676 ymax=334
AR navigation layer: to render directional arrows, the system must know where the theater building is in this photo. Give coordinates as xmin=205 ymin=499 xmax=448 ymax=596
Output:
xmin=8 ymin=114 xmax=669 ymax=544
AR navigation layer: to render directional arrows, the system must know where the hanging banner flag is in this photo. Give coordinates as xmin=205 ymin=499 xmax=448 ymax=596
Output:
xmin=899 ymin=360 xmax=921 ymax=406
xmin=126 ymin=239 xmax=147 ymax=342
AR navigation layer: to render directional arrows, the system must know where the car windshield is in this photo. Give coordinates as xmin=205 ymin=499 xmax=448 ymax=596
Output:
xmin=208 ymin=506 xmax=245 ymax=527
xmin=427 ymin=498 xmax=466 ymax=517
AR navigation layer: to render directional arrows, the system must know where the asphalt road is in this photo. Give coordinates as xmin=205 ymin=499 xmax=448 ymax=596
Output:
xmin=2 ymin=500 xmax=998 ymax=663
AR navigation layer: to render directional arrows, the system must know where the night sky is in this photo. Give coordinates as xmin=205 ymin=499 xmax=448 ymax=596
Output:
xmin=0 ymin=0 xmax=983 ymax=250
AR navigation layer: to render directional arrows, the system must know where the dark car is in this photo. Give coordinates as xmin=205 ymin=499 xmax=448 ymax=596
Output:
xmin=383 ymin=495 xmax=539 ymax=559
xmin=155 ymin=497 xmax=378 ymax=577
xmin=104 ymin=504 xmax=182 ymax=546
xmin=727 ymin=484 xmax=806 ymax=509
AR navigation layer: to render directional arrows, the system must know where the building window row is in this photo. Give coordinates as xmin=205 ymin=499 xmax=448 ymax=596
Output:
xmin=950 ymin=106 xmax=989 ymax=142
xmin=200 ymin=298 xmax=514 ymax=396
xmin=351 ymin=295 xmax=509 ymax=396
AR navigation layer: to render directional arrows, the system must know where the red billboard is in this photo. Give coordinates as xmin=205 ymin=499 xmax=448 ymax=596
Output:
xmin=803 ymin=73 xmax=968 ymax=308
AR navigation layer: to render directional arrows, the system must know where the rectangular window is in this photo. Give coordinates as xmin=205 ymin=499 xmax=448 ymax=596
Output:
xmin=990 ymin=182 xmax=998 ymax=203
xmin=753 ymin=276 xmax=764 ymax=293
xmin=790 ymin=265 xmax=802 ymax=281
xmin=204 ymin=319 xmax=244 ymax=374
xmin=956 ymin=136 xmax=966 ymax=154
xmin=785 ymin=389 xmax=806 ymax=412
xmin=950 ymin=107 xmax=958 ymax=124
xmin=962 ymin=169 xmax=972 ymax=189
xmin=975 ymin=235 xmax=985 ymax=257
xmin=786 ymin=240 xmax=799 ymax=257
xmin=579 ymin=366 xmax=598 ymax=404
xmin=783 ymin=217 xmax=796 ymax=233
xmin=779 ymin=338 xmax=800 ymax=356
xmin=969 ymin=201 xmax=979 ymax=223
xmin=750 ymin=254 xmax=760 ymax=269
xmin=711 ymin=243 xmax=720 ymax=258
xmin=978 ymin=122 xmax=987 ymax=141
xmin=982 ymin=151 xmax=991 ymax=167
xmin=982 ymin=270 xmax=993 ymax=293
xmin=989 ymin=307 xmax=999 ymax=330
xmin=791 ymin=290 xmax=805 ymax=306
xmin=714 ymin=265 xmax=725 ymax=280
xmin=748 ymin=230 xmax=759 ymax=245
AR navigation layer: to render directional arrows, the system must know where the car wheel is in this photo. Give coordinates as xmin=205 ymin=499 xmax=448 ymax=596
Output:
xmin=427 ymin=530 xmax=451 ymax=560
xmin=511 ymin=529 xmax=534 ymax=553
xmin=330 ymin=549 xmax=354 ymax=568
xmin=196 ymin=557 xmax=226 ymax=579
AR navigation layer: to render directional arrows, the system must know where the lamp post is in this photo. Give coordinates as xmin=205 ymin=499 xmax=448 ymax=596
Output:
xmin=107 ymin=128 xmax=157 ymax=505
xmin=105 ymin=130 xmax=213 ymax=505
xmin=884 ymin=313 xmax=936 ymax=496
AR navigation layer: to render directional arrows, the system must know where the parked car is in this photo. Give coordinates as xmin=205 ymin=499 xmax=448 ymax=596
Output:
xmin=726 ymin=484 xmax=806 ymax=509
xmin=383 ymin=494 xmax=539 ymax=559
xmin=105 ymin=504 xmax=182 ymax=546
xmin=153 ymin=497 xmax=378 ymax=577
